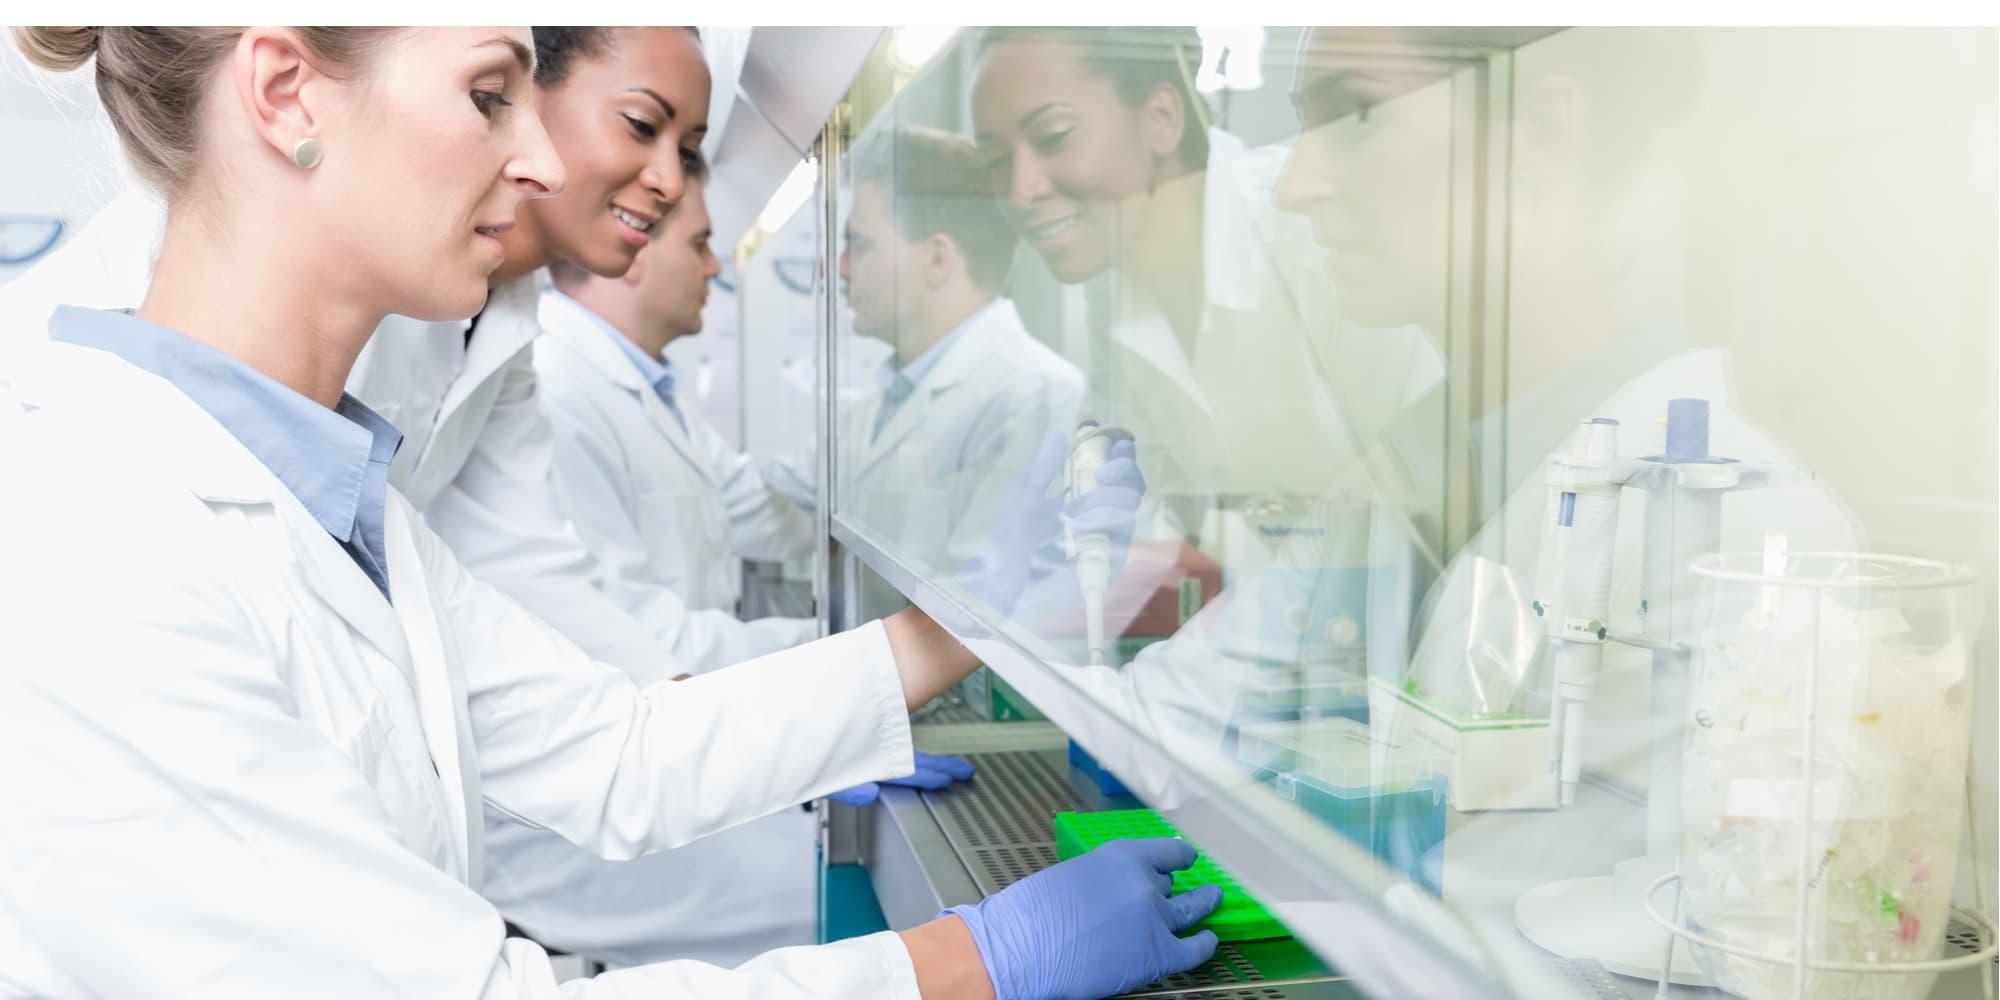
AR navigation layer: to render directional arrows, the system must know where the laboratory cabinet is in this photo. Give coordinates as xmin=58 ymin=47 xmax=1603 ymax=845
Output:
xmin=730 ymin=26 xmax=1999 ymax=999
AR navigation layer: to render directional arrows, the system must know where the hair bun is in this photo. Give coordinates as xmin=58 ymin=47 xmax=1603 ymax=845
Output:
xmin=12 ymin=26 xmax=101 ymax=73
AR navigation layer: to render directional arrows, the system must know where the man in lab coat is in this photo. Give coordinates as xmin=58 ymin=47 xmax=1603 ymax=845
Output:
xmin=536 ymin=163 xmax=817 ymax=662
xmin=774 ymin=125 xmax=1085 ymax=608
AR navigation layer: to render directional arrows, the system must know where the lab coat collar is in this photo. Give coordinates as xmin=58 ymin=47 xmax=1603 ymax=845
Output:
xmin=1200 ymin=127 xmax=1278 ymax=316
xmin=537 ymin=288 xmax=711 ymax=477
xmin=900 ymin=298 xmax=1017 ymax=394
xmin=11 ymin=334 xmax=419 ymax=676
xmin=47 ymin=307 xmax=403 ymax=595
xmin=439 ymin=272 xmax=546 ymax=422
xmin=856 ymin=298 xmax=1026 ymax=473
xmin=1099 ymin=129 xmax=1284 ymax=428
xmin=539 ymin=288 xmax=649 ymax=394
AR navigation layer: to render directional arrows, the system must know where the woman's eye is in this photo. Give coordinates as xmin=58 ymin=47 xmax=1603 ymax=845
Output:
xmin=679 ymin=146 xmax=702 ymax=170
xmin=472 ymin=90 xmax=512 ymax=119
xmin=624 ymin=115 xmax=660 ymax=140
xmin=1032 ymin=128 xmax=1072 ymax=154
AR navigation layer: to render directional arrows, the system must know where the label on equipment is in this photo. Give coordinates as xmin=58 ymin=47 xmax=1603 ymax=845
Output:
xmin=1561 ymin=617 xmax=1609 ymax=642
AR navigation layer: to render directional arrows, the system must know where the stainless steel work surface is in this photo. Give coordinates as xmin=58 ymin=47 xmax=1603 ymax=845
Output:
xmin=914 ymin=745 xmax=1352 ymax=998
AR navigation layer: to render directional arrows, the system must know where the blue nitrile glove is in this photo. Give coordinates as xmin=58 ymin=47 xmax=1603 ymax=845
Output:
xmin=826 ymin=751 xmax=976 ymax=806
xmin=942 ymin=838 xmax=1222 ymax=1000
xmin=957 ymin=430 xmax=1148 ymax=616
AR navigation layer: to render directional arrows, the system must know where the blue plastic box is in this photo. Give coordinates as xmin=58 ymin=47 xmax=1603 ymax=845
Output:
xmin=1237 ymin=717 xmax=1447 ymax=895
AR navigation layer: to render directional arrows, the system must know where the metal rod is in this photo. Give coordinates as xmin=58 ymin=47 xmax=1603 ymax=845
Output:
xmin=1655 ymin=868 xmax=1684 ymax=999
xmin=1790 ymin=591 xmax=1824 ymax=1000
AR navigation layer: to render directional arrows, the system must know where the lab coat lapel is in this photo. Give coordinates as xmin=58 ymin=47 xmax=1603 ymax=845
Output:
xmin=1105 ymin=279 xmax=1213 ymax=425
xmin=638 ymin=386 xmax=713 ymax=487
xmin=383 ymin=503 xmax=479 ymax=883
xmin=437 ymin=274 xmax=543 ymax=425
xmin=858 ymin=380 xmax=929 ymax=476
xmin=543 ymin=291 xmax=712 ymax=487
xmin=33 ymin=340 xmax=419 ymax=672
xmin=273 ymin=499 xmax=418 ymax=684
xmin=853 ymin=302 xmax=1018 ymax=480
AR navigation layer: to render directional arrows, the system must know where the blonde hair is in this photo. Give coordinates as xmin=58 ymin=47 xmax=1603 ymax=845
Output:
xmin=12 ymin=27 xmax=391 ymax=194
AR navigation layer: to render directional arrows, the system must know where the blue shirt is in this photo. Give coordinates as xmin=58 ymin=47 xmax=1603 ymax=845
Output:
xmin=50 ymin=306 xmax=403 ymax=603
xmin=551 ymin=290 xmax=685 ymax=430
xmin=871 ymin=306 xmax=983 ymax=440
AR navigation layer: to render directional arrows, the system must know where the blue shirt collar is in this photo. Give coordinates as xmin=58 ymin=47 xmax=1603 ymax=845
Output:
xmin=550 ymin=290 xmax=680 ymax=409
xmin=875 ymin=301 xmax=988 ymax=396
xmin=49 ymin=306 xmax=402 ymax=599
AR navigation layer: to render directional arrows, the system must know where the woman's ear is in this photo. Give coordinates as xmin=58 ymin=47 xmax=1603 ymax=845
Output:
xmin=232 ymin=28 xmax=331 ymax=168
xmin=1139 ymin=81 xmax=1187 ymax=161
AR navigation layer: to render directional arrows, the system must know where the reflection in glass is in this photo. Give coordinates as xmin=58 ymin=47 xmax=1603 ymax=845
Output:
xmin=824 ymin=24 xmax=1997 ymax=999
xmin=834 ymin=123 xmax=1083 ymax=596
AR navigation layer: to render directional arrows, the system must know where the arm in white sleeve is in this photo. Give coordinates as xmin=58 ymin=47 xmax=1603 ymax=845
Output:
xmin=697 ymin=415 xmax=816 ymax=564
xmin=0 ymin=498 xmax=913 ymax=1000
xmin=540 ymin=386 xmax=812 ymax=672
xmin=413 ymin=510 xmax=915 ymax=859
xmin=432 ymin=352 xmax=804 ymax=675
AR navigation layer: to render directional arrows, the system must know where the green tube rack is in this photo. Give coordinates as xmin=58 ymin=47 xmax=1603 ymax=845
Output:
xmin=1051 ymin=808 xmax=1291 ymax=942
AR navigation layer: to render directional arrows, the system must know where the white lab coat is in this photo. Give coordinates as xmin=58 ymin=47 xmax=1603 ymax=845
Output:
xmin=1090 ymin=129 xmax=1419 ymax=510
xmin=0 ymin=188 xmax=787 ymax=681
xmin=534 ymin=290 xmax=815 ymax=654
xmin=0 ymin=334 xmax=924 ymax=999
xmin=0 ymin=191 xmax=848 ymax=961
xmin=483 ymin=292 xmax=818 ymax=967
xmin=777 ymin=299 xmax=1084 ymax=581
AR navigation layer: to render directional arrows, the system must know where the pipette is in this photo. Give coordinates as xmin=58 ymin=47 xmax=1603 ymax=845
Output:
xmin=1534 ymin=417 xmax=1625 ymax=806
xmin=1066 ymin=421 xmax=1134 ymax=666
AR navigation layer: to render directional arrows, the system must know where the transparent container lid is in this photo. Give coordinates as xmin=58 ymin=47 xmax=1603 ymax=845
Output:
xmin=1238 ymin=717 xmax=1444 ymax=794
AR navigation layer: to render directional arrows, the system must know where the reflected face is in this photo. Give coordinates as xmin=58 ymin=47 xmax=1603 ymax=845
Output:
xmin=838 ymin=182 xmax=918 ymax=343
xmin=524 ymin=28 xmax=711 ymax=279
xmin=1274 ymin=40 xmax=1454 ymax=328
xmin=315 ymin=28 xmax=563 ymax=321
xmin=971 ymin=37 xmax=1159 ymax=284
xmin=631 ymin=183 xmax=720 ymax=338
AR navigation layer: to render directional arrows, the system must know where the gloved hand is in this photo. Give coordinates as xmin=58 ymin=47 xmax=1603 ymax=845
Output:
xmin=826 ymin=751 xmax=976 ymax=806
xmin=943 ymin=838 xmax=1222 ymax=1000
xmin=957 ymin=429 xmax=1148 ymax=616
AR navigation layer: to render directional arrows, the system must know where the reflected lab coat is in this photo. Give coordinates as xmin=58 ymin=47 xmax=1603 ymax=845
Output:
xmin=489 ymin=292 xmax=818 ymax=966
xmin=0 ymin=336 xmax=923 ymax=998
xmin=0 ymin=190 xmax=818 ymax=962
xmin=773 ymin=299 xmax=1084 ymax=582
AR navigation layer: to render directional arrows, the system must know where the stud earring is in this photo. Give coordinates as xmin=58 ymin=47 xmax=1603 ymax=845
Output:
xmin=291 ymin=136 xmax=323 ymax=170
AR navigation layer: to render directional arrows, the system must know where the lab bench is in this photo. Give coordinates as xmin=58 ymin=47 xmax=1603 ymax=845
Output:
xmin=830 ymin=712 xmax=1997 ymax=1000
xmin=838 ymin=714 xmax=1359 ymax=998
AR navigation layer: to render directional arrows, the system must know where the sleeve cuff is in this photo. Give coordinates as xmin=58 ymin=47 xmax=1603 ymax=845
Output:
xmin=847 ymin=620 xmax=916 ymax=789
xmin=858 ymin=930 xmax=924 ymax=1000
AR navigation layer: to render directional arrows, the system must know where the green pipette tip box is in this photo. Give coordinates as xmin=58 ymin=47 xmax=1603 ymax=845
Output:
xmin=1051 ymin=809 xmax=1292 ymax=942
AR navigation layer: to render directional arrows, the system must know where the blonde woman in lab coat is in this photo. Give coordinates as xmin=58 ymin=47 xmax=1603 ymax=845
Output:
xmin=0 ymin=26 xmax=1219 ymax=1000
xmin=0 ymin=26 xmax=977 ymax=968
